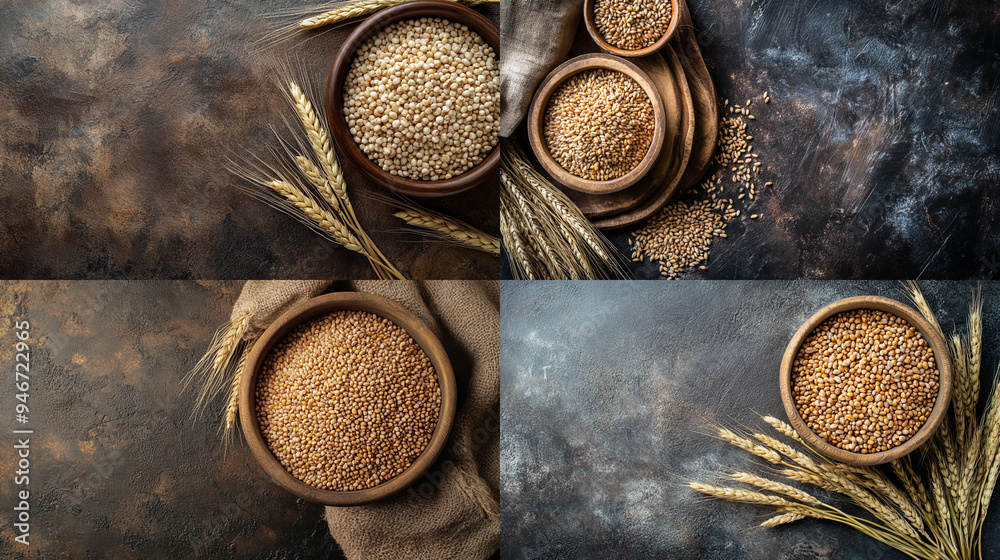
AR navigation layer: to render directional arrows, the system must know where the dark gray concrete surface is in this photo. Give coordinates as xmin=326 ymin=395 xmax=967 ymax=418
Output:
xmin=501 ymin=281 xmax=1000 ymax=558
xmin=0 ymin=3 xmax=499 ymax=280
xmin=501 ymin=0 xmax=1000 ymax=279
xmin=0 ymin=282 xmax=346 ymax=559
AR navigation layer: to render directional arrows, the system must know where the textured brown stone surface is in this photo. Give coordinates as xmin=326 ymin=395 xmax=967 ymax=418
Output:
xmin=0 ymin=3 xmax=499 ymax=279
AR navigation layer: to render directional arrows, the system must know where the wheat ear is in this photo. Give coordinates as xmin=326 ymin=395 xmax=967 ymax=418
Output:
xmin=299 ymin=0 xmax=491 ymax=29
xmin=717 ymin=428 xmax=781 ymax=465
xmin=224 ymin=344 xmax=251 ymax=432
xmin=760 ymin=511 xmax=806 ymax=527
xmin=730 ymin=472 xmax=821 ymax=505
xmin=688 ymin=482 xmax=795 ymax=508
xmin=265 ymin=180 xmax=366 ymax=254
xmin=393 ymin=208 xmax=501 ymax=255
xmin=499 ymin=203 xmax=537 ymax=280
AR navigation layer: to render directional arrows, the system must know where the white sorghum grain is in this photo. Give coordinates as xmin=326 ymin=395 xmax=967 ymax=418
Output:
xmin=543 ymin=69 xmax=654 ymax=181
xmin=594 ymin=0 xmax=673 ymax=51
xmin=792 ymin=309 xmax=939 ymax=454
xmin=343 ymin=17 xmax=499 ymax=181
xmin=256 ymin=310 xmax=441 ymax=491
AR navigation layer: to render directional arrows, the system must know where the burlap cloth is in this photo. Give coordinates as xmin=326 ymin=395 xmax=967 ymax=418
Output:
xmin=230 ymin=280 xmax=499 ymax=560
xmin=500 ymin=0 xmax=585 ymax=137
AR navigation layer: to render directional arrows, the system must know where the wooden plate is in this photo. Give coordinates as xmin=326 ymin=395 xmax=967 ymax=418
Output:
xmin=671 ymin=0 xmax=719 ymax=199
xmin=526 ymin=53 xmax=667 ymax=195
xmin=239 ymin=292 xmax=458 ymax=505
xmin=583 ymin=0 xmax=680 ymax=58
xmin=779 ymin=296 xmax=953 ymax=466
xmin=326 ymin=0 xmax=499 ymax=198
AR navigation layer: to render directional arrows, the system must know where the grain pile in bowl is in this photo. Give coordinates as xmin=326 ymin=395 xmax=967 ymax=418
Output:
xmin=543 ymin=69 xmax=654 ymax=181
xmin=343 ymin=17 xmax=499 ymax=181
xmin=594 ymin=0 xmax=673 ymax=50
xmin=791 ymin=309 xmax=939 ymax=454
xmin=256 ymin=310 xmax=441 ymax=491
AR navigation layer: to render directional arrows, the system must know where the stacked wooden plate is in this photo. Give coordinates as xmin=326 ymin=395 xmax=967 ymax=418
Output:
xmin=525 ymin=0 xmax=718 ymax=229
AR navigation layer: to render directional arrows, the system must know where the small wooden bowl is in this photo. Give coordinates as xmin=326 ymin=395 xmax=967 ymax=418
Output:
xmin=779 ymin=295 xmax=953 ymax=466
xmin=527 ymin=54 xmax=666 ymax=195
xmin=239 ymin=292 xmax=457 ymax=505
xmin=583 ymin=0 xmax=680 ymax=58
xmin=326 ymin=0 xmax=500 ymax=198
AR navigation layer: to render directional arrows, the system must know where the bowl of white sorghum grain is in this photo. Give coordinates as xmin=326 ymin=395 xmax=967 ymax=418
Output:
xmin=239 ymin=292 xmax=457 ymax=505
xmin=326 ymin=1 xmax=500 ymax=198
xmin=583 ymin=0 xmax=680 ymax=58
xmin=779 ymin=295 xmax=952 ymax=466
xmin=527 ymin=54 xmax=666 ymax=195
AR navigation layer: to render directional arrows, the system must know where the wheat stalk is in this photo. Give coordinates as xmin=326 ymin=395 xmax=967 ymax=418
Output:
xmin=299 ymin=0 xmax=493 ymax=29
xmin=393 ymin=208 xmax=501 ymax=255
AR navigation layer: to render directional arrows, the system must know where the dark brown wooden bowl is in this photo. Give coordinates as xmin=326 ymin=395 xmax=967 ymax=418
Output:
xmin=239 ymin=292 xmax=457 ymax=505
xmin=527 ymin=54 xmax=667 ymax=195
xmin=583 ymin=0 xmax=680 ymax=58
xmin=326 ymin=0 xmax=500 ymax=198
xmin=779 ymin=295 xmax=952 ymax=466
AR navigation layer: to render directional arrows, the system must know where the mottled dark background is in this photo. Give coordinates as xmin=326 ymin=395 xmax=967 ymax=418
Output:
xmin=502 ymin=0 xmax=1000 ymax=279
xmin=0 ymin=281 xmax=347 ymax=559
xmin=0 ymin=2 xmax=499 ymax=279
xmin=502 ymin=281 xmax=1000 ymax=558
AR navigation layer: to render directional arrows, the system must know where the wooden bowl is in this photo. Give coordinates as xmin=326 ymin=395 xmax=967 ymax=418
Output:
xmin=527 ymin=54 xmax=667 ymax=195
xmin=583 ymin=0 xmax=680 ymax=58
xmin=779 ymin=295 xmax=953 ymax=466
xmin=326 ymin=0 xmax=500 ymax=198
xmin=239 ymin=292 xmax=457 ymax=505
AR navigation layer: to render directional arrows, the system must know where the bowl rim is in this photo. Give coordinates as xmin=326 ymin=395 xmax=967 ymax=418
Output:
xmin=239 ymin=291 xmax=457 ymax=506
xmin=779 ymin=295 xmax=953 ymax=466
xmin=526 ymin=53 xmax=667 ymax=195
xmin=582 ymin=0 xmax=681 ymax=58
xmin=326 ymin=0 xmax=500 ymax=198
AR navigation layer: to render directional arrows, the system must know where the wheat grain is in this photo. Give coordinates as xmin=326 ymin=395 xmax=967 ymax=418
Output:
xmin=393 ymin=208 xmax=501 ymax=255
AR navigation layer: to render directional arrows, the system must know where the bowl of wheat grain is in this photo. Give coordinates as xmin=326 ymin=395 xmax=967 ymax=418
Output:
xmin=779 ymin=295 xmax=952 ymax=466
xmin=326 ymin=0 xmax=500 ymax=198
xmin=527 ymin=53 xmax=666 ymax=195
xmin=583 ymin=0 xmax=680 ymax=58
xmin=239 ymin=291 xmax=457 ymax=505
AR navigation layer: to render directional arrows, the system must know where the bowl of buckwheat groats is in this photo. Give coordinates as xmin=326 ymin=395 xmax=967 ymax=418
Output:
xmin=779 ymin=295 xmax=953 ymax=466
xmin=527 ymin=53 xmax=667 ymax=195
xmin=583 ymin=0 xmax=680 ymax=58
xmin=326 ymin=0 xmax=499 ymax=198
xmin=239 ymin=292 xmax=457 ymax=505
